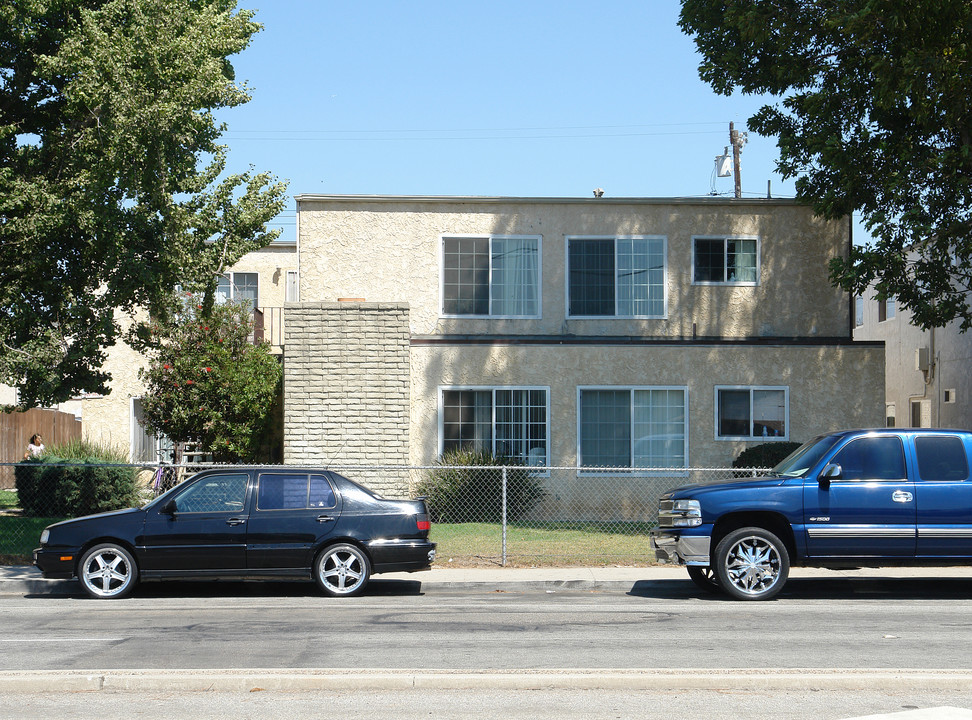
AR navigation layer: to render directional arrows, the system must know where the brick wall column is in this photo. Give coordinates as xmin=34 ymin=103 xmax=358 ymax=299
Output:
xmin=283 ymin=302 xmax=410 ymax=496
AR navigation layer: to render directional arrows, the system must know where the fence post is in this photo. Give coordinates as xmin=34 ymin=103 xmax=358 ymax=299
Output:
xmin=501 ymin=465 xmax=508 ymax=567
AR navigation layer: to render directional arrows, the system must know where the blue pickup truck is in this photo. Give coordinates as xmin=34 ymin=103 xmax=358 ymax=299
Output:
xmin=650 ymin=428 xmax=972 ymax=600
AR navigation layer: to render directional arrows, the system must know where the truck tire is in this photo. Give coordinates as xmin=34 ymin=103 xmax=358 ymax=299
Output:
xmin=713 ymin=526 xmax=789 ymax=601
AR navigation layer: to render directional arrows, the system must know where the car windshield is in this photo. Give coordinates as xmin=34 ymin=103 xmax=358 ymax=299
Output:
xmin=772 ymin=435 xmax=842 ymax=478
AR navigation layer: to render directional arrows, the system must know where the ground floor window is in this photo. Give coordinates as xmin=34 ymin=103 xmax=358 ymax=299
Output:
xmin=716 ymin=386 xmax=788 ymax=440
xmin=578 ymin=387 xmax=687 ymax=470
xmin=440 ymin=387 xmax=548 ymax=466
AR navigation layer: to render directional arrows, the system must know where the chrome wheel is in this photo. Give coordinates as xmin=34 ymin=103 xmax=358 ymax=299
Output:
xmin=315 ymin=543 xmax=371 ymax=597
xmin=714 ymin=527 xmax=789 ymax=601
xmin=79 ymin=543 xmax=138 ymax=599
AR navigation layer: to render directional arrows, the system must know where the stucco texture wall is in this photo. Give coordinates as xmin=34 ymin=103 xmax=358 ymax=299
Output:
xmin=297 ymin=196 xmax=850 ymax=340
xmin=409 ymin=342 xmax=885 ymax=468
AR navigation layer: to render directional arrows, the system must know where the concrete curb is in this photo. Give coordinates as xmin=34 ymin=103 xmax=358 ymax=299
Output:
xmin=2 ymin=668 xmax=972 ymax=693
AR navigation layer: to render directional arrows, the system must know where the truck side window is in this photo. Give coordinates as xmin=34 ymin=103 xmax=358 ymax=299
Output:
xmin=916 ymin=436 xmax=970 ymax=482
xmin=831 ymin=436 xmax=906 ymax=481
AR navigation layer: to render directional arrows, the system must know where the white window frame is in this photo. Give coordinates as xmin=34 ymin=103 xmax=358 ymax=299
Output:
xmin=217 ymin=271 xmax=260 ymax=308
xmin=714 ymin=385 xmax=790 ymax=441
xmin=565 ymin=236 xmax=668 ymax=319
xmin=439 ymin=235 xmax=542 ymax=319
xmin=286 ymin=271 xmax=299 ymax=302
xmin=437 ymin=386 xmax=550 ymax=469
xmin=576 ymin=386 xmax=689 ymax=475
xmin=691 ymin=235 xmax=760 ymax=286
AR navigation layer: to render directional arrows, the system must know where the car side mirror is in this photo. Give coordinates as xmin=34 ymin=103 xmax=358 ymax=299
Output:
xmin=160 ymin=499 xmax=178 ymax=515
xmin=818 ymin=463 xmax=842 ymax=488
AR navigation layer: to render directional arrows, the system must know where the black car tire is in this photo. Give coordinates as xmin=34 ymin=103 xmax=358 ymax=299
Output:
xmin=713 ymin=526 xmax=789 ymax=601
xmin=78 ymin=543 xmax=139 ymax=599
xmin=687 ymin=565 xmax=720 ymax=593
xmin=314 ymin=543 xmax=371 ymax=597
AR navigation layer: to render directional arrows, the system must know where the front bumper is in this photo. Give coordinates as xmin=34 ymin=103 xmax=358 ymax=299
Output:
xmin=650 ymin=532 xmax=711 ymax=566
xmin=33 ymin=547 xmax=77 ymax=579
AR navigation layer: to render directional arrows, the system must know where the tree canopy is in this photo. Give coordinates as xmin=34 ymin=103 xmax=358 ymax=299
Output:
xmin=0 ymin=0 xmax=287 ymax=409
xmin=138 ymin=298 xmax=281 ymax=463
xmin=679 ymin=0 xmax=972 ymax=330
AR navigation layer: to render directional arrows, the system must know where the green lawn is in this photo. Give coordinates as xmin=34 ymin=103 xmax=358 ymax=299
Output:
xmin=430 ymin=521 xmax=657 ymax=567
xmin=0 ymin=490 xmax=18 ymax=511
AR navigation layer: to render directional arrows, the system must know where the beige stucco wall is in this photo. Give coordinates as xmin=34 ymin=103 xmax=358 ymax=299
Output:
xmin=297 ymin=196 xmax=851 ymax=339
xmin=409 ymin=342 xmax=885 ymax=469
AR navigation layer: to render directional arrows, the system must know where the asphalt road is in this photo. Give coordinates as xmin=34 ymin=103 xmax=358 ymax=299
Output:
xmin=3 ymin=574 xmax=972 ymax=672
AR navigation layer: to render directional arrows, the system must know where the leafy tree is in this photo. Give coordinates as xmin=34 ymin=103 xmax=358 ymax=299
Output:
xmin=137 ymin=299 xmax=282 ymax=463
xmin=0 ymin=0 xmax=287 ymax=409
xmin=679 ymin=1 xmax=972 ymax=330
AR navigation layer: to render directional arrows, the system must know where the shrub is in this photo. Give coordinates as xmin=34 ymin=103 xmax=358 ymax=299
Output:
xmin=415 ymin=449 xmax=546 ymax=523
xmin=733 ymin=441 xmax=803 ymax=470
xmin=14 ymin=439 xmax=141 ymax=518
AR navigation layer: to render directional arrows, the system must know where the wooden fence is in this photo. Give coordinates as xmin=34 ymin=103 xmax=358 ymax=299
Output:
xmin=0 ymin=408 xmax=82 ymax=464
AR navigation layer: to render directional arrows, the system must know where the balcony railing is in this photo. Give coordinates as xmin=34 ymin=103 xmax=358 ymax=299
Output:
xmin=253 ymin=307 xmax=284 ymax=350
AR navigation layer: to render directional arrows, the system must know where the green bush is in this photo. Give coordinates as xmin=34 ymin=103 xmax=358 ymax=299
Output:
xmin=733 ymin=441 xmax=803 ymax=469
xmin=14 ymin=439 xmax=140 ymax=518
xmin=416 ymin=449 xmax=547 ymax=523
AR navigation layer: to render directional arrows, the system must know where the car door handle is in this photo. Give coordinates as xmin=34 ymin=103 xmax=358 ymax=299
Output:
xmin=317 ymin=515 xmax=335 ymax=523
xmin=892 ymin=490 xmax=914 ymax=503
xmin=226 ymin=517 xmax=246 ymax=526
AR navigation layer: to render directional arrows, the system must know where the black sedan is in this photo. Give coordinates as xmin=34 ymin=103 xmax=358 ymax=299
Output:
xmin=34 ymin=468 xmax=436 ymax=599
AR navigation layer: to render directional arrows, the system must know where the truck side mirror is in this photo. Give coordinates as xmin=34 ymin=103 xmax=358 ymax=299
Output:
xmin=818 ymin=463 xmax=842 ymax=488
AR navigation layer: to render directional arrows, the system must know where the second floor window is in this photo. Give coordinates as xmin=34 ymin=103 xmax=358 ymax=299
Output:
xmin=441 ymin=235 xmax=540 ymax=317
xmin=693 ymin=236 xmax=758 ymax=284
xmin=217 ymin=272 xmax=259 ymax=309
xmin=567 ymin=236 xmax=666 ymax=317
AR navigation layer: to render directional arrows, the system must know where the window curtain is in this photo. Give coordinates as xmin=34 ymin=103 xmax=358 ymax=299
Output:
xmin=633 ymin=389 xmax=686 ymax=468
xmin=491 ymin=238 xmax=538 ymax=316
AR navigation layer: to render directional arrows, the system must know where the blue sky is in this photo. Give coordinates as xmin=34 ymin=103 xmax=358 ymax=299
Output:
xmin=218 ymin=1 xmax=809 ymax=238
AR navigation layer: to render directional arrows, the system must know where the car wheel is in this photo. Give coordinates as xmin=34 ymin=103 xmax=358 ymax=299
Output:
xmin=713 ymin=527 xmax=789 ymax=601
xmin=78 ymin=543 xmax=138 ymax=599
xmin=687 ymin=565 xmax=720 ymax=593
xmin=314 ymin=543 xmax=371 ymax=597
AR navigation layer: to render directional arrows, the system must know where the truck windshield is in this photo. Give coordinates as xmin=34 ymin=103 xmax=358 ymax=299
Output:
xmin=773 ymin=435 xmax=842 ymax=477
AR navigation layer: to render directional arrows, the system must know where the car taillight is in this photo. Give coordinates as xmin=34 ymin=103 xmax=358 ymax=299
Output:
xmin=417 ymin=519 xmax=431 ymax=531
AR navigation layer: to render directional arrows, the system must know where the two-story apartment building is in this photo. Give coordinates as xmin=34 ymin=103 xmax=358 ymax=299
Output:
xmin=284 ymin=195 xmax=885 ymax=506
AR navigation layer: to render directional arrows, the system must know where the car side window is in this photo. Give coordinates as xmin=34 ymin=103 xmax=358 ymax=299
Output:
xmin=174 ymin=474 xmax=248 ymax=513
xmin=257 ymin=473 xmax=336 ymax=510
xmin=309 ymin=475 xmax=336 ymax=508
xmin=831 ymin=436 xmax=906 ymax=481
xmin=916 ymin=436 xmax=970 ymax=482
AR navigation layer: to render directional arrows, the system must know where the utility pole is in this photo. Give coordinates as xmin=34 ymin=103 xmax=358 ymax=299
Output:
xmin=730 ymin=121 xmax=746 ymax=199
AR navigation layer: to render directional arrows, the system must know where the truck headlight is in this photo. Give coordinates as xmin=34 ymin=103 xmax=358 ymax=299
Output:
xmin=666 ymin=499 xmax=702 ymax=527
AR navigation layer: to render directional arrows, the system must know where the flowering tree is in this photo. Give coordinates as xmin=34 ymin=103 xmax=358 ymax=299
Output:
xmin=138 ymin=299 xmax=282 ymax=463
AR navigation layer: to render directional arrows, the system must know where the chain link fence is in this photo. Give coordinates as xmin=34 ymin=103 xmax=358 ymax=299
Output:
xmin=0 ymin=461 xmax=762 ymax=566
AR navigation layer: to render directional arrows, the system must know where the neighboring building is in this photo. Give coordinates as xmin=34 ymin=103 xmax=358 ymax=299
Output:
xmin=856 ymin=293 xmax=972 ymax=431
xmin=286 ymin=195 xmax=885 ymax=506
xmin=60 ymin=238 xmax=297 ymax=461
